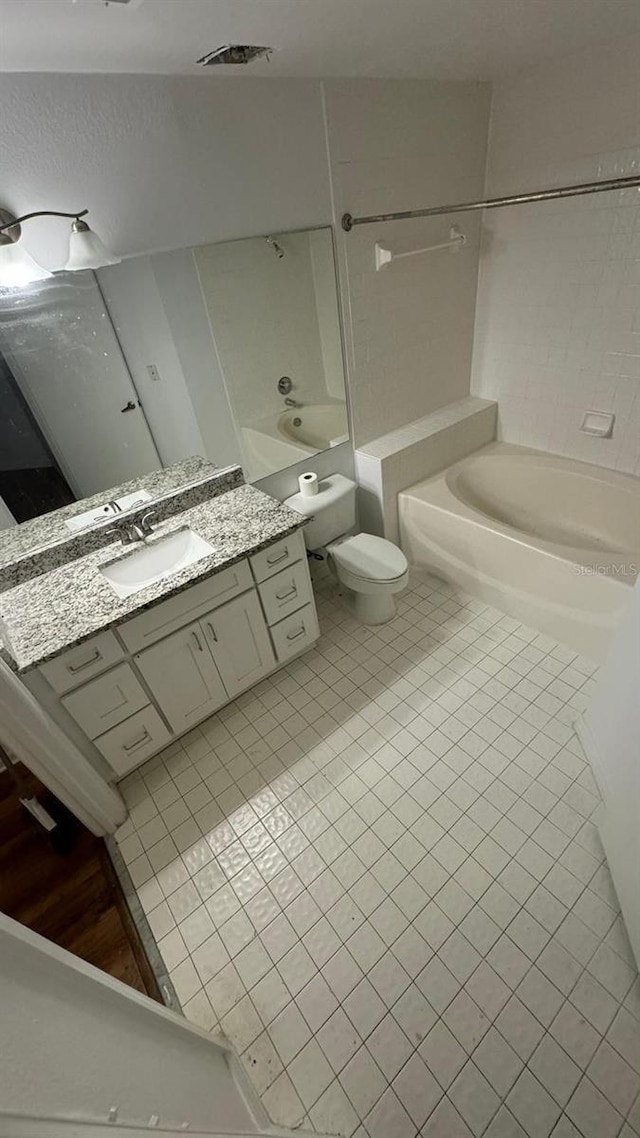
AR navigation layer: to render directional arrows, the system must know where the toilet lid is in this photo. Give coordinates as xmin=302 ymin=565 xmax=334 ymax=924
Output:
xmin=330 ymin=533 xmax=408 ymax=582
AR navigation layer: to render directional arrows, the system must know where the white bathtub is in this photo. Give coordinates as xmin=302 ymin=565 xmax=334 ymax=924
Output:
xmin=242 ymin=401 xmax=348 ymax=480
xmin=398 ymin=442 xmax=640 ymax=662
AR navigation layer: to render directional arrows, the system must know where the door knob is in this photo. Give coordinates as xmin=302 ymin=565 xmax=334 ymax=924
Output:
xmin=120 ymin=400 xmax=136 ymax=413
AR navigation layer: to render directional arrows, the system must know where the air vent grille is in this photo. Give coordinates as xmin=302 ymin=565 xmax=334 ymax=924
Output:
xmin=197 ymin=45 xmax=272 ymax=67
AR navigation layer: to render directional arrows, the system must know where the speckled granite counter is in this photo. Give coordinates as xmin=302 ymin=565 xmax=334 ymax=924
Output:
xmin=0 ymin=484 xmax=307 ymax=673
xmin=0 ymin=455 xmax=217 ymax=573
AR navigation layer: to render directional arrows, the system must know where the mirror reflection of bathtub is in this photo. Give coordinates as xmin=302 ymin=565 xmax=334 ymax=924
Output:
xmin=241 ymin=399 xmax=349 ymax=480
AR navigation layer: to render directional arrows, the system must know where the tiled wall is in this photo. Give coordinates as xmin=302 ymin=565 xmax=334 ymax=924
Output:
xmin=355 ymin=397 xmax=497 ymax=543
xmin=324 ymin=80 xmax=491 ymax=448
xmin=471 ymin=36 xmax=640 ymax=476
xmin=193 ymin=230 xmax=334 ymax=427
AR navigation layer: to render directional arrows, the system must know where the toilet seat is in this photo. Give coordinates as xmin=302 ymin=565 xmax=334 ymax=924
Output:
xmin=328 ymin=532 xmax=408 ymax=582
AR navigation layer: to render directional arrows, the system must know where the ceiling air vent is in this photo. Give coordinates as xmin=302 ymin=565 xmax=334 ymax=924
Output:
xmin=197 ymin=45 xmax=273 ymax=67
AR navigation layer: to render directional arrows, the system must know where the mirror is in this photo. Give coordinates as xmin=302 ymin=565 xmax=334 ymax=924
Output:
xmin=0 ymin=226 xmax=349 ymax=525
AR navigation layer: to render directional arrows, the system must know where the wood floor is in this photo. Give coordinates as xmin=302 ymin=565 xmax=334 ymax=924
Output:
xmin=0 ymin=763 xmax=160 ymax=998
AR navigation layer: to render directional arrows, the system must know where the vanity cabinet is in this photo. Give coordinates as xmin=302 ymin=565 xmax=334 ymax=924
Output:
xmin=134 ymin=618 xmax=229 ymax=734
xmin=134 ymin=592 xmax=275 ymax=733
xmin=34 ymin=527 xmax=318 ymax=779
xmin=61 ymin=661 xmax=148 ymax=739
xmin=199 ymin=591 xmax=275 ymax=697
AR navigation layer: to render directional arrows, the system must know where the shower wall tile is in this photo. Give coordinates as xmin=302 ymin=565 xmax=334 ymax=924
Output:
xmin=471 ymin=35 xmax=640 ymax=476
xmin=354 ymin=397 xmax=497 ymax=543
xmin=324 ymin=80 xmax=491 ymax=448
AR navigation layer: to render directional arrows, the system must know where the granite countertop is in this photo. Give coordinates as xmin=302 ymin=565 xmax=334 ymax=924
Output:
xmin=0 ymin=455 xmax=220 ymax=573
xmin=0 ymin=484 xmax=307 ymax=673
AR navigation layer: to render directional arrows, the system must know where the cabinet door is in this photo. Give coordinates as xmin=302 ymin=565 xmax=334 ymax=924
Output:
xmin=135 ymin=620 xmax=228 ymax=734
xmin=202 ymin=591 xmax=275 ymax=700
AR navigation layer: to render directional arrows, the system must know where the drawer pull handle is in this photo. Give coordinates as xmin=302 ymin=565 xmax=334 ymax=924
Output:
xmin=206 ymin=622 xmax=218 ymax=643
xmin=286 ymin=624 xmax=306 ymax=642
xmin=266 ymin=547 xmax=288 ymax=565
xmin=191 ymin=631 xmax=204 ymax=653
xmin=123 ymin=729 xmax=151 ymax=752
xmin=68 ymin=649 xmax=102 ymax=673
xmin=275 ymin=584 xmax=297 ymax=602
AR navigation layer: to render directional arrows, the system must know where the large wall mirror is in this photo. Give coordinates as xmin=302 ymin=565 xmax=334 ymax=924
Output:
xmin=0 ymin=225 xmax=349 ymax=523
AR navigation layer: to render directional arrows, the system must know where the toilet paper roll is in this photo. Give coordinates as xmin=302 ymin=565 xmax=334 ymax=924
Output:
xmin=298 ymin=471 xmax=318 ymax=498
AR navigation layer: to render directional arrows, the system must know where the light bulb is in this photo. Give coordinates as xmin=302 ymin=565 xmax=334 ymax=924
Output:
xmin=0 ymin=242 xmax=52 ymax=287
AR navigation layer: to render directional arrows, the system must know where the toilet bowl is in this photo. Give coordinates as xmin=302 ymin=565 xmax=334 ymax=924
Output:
xmin=284 ymin=472 xmax=408 ymax=625
xmin=327 ymin=532 xmax=409 ymax=624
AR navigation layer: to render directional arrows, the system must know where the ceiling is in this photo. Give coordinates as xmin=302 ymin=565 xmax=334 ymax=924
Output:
xmin=1 ymin=0 xmax=640 ymax=81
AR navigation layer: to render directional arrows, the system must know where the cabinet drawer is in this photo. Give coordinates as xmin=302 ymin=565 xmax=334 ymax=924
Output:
xmin=95 ymin=706 xmax=171 ymax=777
xmin=270 ymin=603 xmax=319 ymax=662
xmin=250 ymin=530 xmax=305 ymax=583
xmin=39 ymin=631 xmax=124 ymax=695
xmin=259 ymin=559 xmax=313 ymax=626
xmin=61 ymin=662 xmax=148 ymax=739
xmin=118 ymin=561 xmax=252 ymax=653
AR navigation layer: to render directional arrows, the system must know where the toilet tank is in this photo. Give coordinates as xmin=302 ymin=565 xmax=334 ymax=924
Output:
xmin=284 ymin=473 xmax=357 ymax=549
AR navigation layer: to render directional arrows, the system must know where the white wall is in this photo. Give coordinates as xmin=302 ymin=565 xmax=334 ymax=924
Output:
xmin=0 ymin=74 xmax=331 ymax=270
xmin=0 ymin=914 xmax=264 ymax=1131
xmin=149 ymin=248 xmax=243 ymax=471
xmin=99 ymin=257 xmax=209 ymax=468
xmin=309 ymin=228 xmax=346 ymax=402
xmin=193 ymin=229 xmax=332 ymax=426
xmin=471 ymin=35 xmax=640 ymax=475
xmin=584 ymin=577 xmax=640 ymax=966
xmin=325 ymin=79 xmax=491 ymax=446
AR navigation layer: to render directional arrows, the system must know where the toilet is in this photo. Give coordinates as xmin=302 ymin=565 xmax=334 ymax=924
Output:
xmin=285 ymin=473 xmax=409 ymax=625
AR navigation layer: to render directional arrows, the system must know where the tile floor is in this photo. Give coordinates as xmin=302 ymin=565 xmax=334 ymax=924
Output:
xmin=115 ymin=567 xmax=640 ymax=1138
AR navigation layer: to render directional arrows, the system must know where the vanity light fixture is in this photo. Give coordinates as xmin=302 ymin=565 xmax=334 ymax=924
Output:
xmin=0 ymin=206 xmax=120 ymax=287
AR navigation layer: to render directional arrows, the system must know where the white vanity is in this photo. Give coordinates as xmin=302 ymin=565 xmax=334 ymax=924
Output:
xmin=0 ymin=463 xmax=320 ymax=783
xmin=37 ymin=531 xmax=317 ymax=777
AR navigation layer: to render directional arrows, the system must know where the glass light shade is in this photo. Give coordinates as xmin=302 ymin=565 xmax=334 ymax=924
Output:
xmin=0 ymin=241 xmax=52 ymax=287
xmin=64 ymin=223 xmax=121 ymax=271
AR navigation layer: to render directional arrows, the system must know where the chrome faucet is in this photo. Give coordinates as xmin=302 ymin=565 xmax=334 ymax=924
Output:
xmin=140 ymin=510 xmax=157 ymax=536
xmin=111 ymin=521 xmax=144 ymax=545
xmin=111 ymin=511 xmax=156 ymax=545
xmin=284 ymin=397 xmax=301 ymax=408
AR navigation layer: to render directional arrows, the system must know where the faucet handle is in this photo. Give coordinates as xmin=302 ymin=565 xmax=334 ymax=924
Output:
xmin=108 ymin=521 xmax=137 ymax=546
xmin=140 ymin=510 xmax=157 ymax=536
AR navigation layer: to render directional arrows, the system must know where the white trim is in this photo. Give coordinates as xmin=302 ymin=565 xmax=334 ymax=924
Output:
xmin=0 ymin=912 xmax=232 ymax=1053
xmin=0 ymin=1115 xmax=315 ymax=1138
xmin=1 ymin=914 xmax=309 ymax=1137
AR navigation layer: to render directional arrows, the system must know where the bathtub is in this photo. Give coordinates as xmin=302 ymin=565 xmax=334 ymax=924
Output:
xmin=398 ymin=442 xmax=640 ymax=662
xmin=242 ymin=400 xmax=349 ymax=480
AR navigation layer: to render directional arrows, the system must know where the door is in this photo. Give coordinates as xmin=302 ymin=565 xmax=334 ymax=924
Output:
xmin=0 ymin=272 xmax=160 ymax=498
xmin=202 ymin=592 xmax=275 ymax=699
xmin=135 ymin=619 xmax=228 ymax=734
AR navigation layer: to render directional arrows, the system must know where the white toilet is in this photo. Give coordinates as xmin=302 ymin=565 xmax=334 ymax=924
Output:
xmin=285 ymin=473 xmax=409 ymax=625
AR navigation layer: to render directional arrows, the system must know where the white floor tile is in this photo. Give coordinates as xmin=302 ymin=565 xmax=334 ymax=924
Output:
xmin=116 ymin=570 xmax=638 ymax=1138
xmin=449 ymin=1059 xmax=501 ymax=1135
xmin=420 ymin=1020 xmax=467 ymax=1089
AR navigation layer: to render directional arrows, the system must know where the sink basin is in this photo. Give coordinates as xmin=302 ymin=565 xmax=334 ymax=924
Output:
xmin=100 ymin=528 xmax=215 ymax=599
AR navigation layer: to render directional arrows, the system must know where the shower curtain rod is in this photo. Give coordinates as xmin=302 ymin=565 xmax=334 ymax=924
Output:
xmin=341 ymin=173 xmax=640 ymax=231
